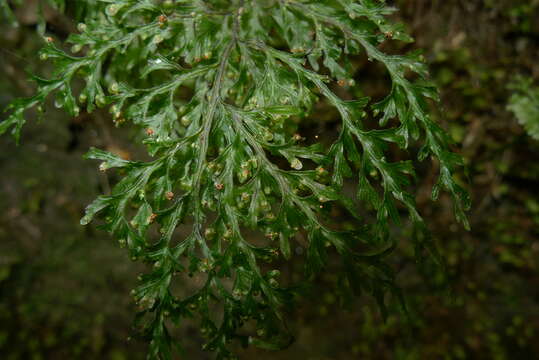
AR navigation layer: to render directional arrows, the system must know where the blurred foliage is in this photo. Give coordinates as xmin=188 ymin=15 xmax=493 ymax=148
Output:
xmin=1 ymin=0 xmax=539 ymax=359
xmin=508 ymin=78 xmax=539 ymax=140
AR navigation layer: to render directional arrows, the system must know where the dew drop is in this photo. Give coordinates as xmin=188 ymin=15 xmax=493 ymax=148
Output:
xmin=290 ymin=158 xmax=303 ymax=170
xmin=106 ymin=4 xmax=119 ymax=16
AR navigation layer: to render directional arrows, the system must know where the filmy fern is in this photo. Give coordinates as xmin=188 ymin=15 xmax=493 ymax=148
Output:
xmin=1 ymin=1 xmax=470 ymax=358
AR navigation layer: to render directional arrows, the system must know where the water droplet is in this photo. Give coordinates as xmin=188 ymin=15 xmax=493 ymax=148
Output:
xmin=71 ymin=44 xmax=82 ymax=53
xmin=180 ymin=115 xmax=191 ymax=126
xmin=269 ymin=278 xmax=279 ymax=288
xmin=106 ymin=4 xmax=120 ymax=16
xmin=290 ymin=158 xmax=303 ymax=170
xmin=153 ymin=35 xmax=164 ymax=44
xmin=109 ymin=82 xmax=119 ymax=94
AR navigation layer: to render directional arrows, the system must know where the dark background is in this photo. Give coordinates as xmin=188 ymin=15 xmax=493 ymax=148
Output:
xmin=1 ymin=1 xmax=539 ymax=359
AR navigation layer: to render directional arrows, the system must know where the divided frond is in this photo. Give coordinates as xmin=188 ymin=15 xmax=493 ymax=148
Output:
xmin=1 ymin=1 xmax=470 ymax=358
